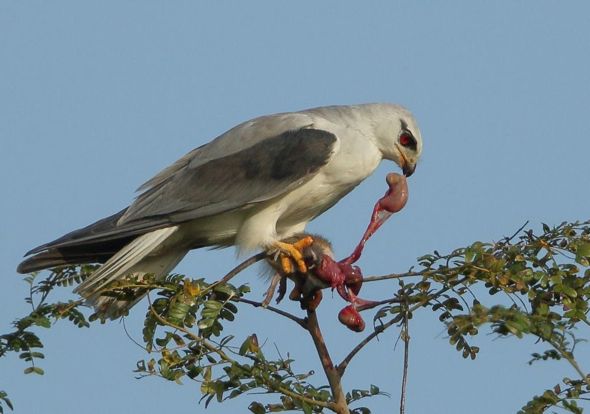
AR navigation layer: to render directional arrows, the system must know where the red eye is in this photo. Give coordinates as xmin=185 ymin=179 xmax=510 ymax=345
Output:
xmin=399 ymin=132 xmax=414 ymax=147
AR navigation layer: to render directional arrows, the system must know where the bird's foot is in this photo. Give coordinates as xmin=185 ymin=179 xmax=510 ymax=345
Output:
xmin=262 ymin=272 xmax=281 ymax=307
xmin=272 ymin=236 xmax=314 ymax=274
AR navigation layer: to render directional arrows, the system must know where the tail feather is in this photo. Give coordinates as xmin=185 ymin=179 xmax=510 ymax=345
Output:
xmin=17 ymin=240 xmax=130 ymax=274
xmin=24 ymin=209 xmax=128 ymax=256
xmin=74 ymin=226 xmax=187 ymax=319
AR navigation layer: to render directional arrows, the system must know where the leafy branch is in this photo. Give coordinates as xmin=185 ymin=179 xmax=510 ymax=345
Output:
xmin=2 ymin=220 xmax=590 ymax=413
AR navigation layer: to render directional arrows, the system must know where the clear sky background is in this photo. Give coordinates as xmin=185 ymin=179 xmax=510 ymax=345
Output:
xmin=2 ymin=2 xmax=590 ymax=413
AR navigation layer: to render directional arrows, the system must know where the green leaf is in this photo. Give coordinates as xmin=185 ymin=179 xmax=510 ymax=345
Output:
xmin=204 ymin=300 xmax=223 ymax=311
xmin=33 ymin=316 xmax=51 ymax=329
xmin=23 ymin=366 xmax=44 ymax=375
xmin=213 ymin=284 xmax=236 ymax=297
xmin=198 ymin=319 xmax=215 ymax=329
xmin=0 ymin=390 xmax=14 ymax=412
xmin=576 ymin=241 xmax=590 ymax=257
xmin=239 ymin=337 xmax=252 ymax=356
xmin=561 ymin=286 xmax=578 ymax=298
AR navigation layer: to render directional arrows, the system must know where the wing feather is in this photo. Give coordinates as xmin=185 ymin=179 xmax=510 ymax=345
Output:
xmin=119 ymin=127 xmax=337 ymax=224
xmin=21 ymin=126 xmax=337 ymax=259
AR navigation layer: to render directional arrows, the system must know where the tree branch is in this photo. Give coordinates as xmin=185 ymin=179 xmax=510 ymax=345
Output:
xmin=548 ymin=338 xmax=590 ymax=387
xmin=362 ymin=271 xmax=423 ymax=283
xmin=399 ymin=307 xmax=410 ymax=414
xmin=214 ymin=252 xmax=268 ymax=287
xmin=236 ymin=297 xmax=307 ymax=328
xmin=337 ymin=321 xmax=390 ymax=377
xmin=306 ymin=310 xmax=350 ymax=414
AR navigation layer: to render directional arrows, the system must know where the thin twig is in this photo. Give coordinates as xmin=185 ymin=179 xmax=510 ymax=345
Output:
xmin=362 ymin=271 xmax=423 ymax=283
xmin=337 ymin=322 xmax=389 ymax=377
xmin=452 ymin=285 xmax=472 ymax=313
xmin=236 ymin=297 xmax=307 ymax=328
xmin=505 ymin=220 xmax=529 ymax=243
xmin=196 ymin=251 xmax=268 ymax=298
xmin=204 ymin=252 xmax=269 ymax=295
xmin=122 ymin=317 xmax=149 ymax=352
xmin=399 ymin=307 xmax=410 ymax=414
xmin=262 ymin=272 xmax=281 ymax=307
xmin=218 ymin=252 xmax=268 ymax=285
xmin=362 ymin=259 xmax=484 ymax=284
xmin=549 ymin=338 xmax=590 ymax=387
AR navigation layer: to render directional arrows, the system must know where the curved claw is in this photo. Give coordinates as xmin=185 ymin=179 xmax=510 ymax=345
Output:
xmin=272 ymin=236 xmax=314 ymax=274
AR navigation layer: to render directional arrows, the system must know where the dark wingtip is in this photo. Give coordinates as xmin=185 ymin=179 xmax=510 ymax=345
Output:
xmin=25 ymin=244 xmax=48 ymax=257
xmin=17 ymin=251 xmax=69 ymax=274
xmin=16 ymin=257 xmax=35 ymax=274
xmin=17 ymin=248 xmax=68 ymax=274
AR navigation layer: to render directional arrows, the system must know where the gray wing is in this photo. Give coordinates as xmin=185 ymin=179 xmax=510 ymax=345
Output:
xmin=119 ymin=127 xmax=337 ymax=224
xmin=23 ymin=125 xmax=338 ymax=257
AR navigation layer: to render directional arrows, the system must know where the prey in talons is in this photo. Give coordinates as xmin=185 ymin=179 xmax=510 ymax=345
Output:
xmin=265 ymin=172 xmax=410 ymax=332
xmin=266 ymin=234 xmax=372 ymax=331
xmin=266 ymin=234 xmax=336 ymax=311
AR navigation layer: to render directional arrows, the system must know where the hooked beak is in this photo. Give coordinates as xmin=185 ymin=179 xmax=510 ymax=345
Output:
xmin=394 ymin=144 xmax=417 ymax=177
xmin=402 ymin=162 xmax=416 ymax=177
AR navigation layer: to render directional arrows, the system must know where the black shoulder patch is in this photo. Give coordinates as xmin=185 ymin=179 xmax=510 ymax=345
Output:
xmin=269 ymin=129 xmax=336 ymax=180
xmin=120 ymin=127 xmax=338 ymax=222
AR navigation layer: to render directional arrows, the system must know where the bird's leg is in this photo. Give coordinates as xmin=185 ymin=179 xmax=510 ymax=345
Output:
xmin=271 ymin=236 xmax=315 ymax=274
xmin=262 ymin=272 xmax=281 ymax=307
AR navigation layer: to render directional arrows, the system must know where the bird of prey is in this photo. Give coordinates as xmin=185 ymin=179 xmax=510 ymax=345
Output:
xmin=17 ymin=103 xmax=423 ymax=317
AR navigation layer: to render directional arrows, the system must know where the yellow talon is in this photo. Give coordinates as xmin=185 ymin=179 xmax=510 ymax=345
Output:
xmin=280 ymin=254 xmax=295 ymax=274
xmin=273 ymin=236 xmax=314 ymax=274
xmin=293 ymin=236 xmax=314 ymax=251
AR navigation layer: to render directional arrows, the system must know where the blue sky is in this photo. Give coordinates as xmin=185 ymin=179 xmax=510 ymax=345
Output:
xmin=2 ymin=2 xmax=590 ymax=413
